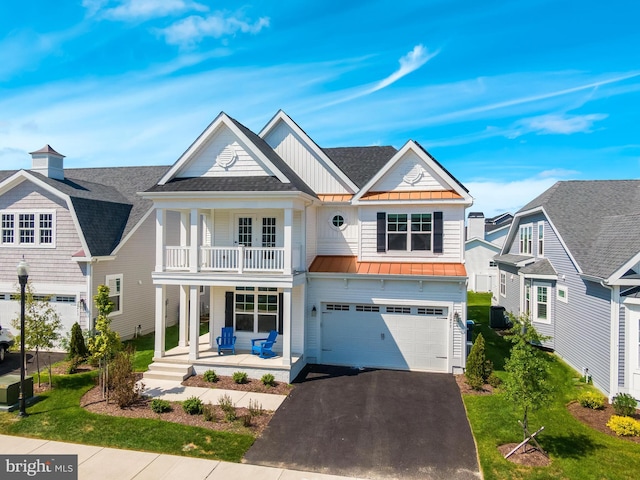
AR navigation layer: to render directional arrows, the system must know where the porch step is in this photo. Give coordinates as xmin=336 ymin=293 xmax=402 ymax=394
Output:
xmin=143 ymin=362 xmax=193 ymax=382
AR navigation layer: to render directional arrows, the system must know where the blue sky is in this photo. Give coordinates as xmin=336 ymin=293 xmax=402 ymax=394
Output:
xmin=1 ymin=0 xmax=638 ymax=216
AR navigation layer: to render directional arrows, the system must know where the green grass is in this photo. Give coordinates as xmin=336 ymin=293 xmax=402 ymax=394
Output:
xmin=125 ymin=322 xmax=209 ymax=372
xmin=465 ymin=293 xmax=640 ymax=480
xmin=0 ymin=371 xmax=253 ymax=462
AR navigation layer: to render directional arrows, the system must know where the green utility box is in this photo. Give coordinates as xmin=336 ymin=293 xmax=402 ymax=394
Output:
xmin=0 ymin=374 xmax=34 ymax=406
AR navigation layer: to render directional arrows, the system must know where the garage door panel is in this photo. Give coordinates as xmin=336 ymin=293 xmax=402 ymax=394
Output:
xmin=321 ymin=306 xmax=449 ymax=372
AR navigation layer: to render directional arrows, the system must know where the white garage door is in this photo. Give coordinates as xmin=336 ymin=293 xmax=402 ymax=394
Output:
xmin=321 ymin=303 xmax=449 ymax=372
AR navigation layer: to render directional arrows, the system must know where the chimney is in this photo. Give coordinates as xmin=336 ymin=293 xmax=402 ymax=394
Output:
xmin=29 ymin=145 xmax=65 ymax=180
xmin=467 ymin=212 xmax=485 ymax=240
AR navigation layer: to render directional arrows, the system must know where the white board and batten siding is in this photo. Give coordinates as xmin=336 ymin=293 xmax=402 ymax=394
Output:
xmin=178 ymin=127 xmax=270 ymax=179
xmin=359 ymin=205 xmax=464 ymax=263
xmin=306 ymin=277 xmax=466 ymax=373
xmin=263 ymin=121 xmax=351 ymax=194
xmin=316 ymin=206 xmax=358 ymax=256
xmin=370 ymin=150 xmax=449 ymax=192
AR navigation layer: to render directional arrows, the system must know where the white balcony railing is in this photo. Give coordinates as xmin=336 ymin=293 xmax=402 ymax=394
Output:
xmin=165 ymin=245 xmax=290 ymax=273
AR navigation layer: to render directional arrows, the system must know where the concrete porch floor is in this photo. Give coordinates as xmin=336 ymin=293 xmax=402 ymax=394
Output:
xmin=154 ymin=333 xmax=304 ymax=382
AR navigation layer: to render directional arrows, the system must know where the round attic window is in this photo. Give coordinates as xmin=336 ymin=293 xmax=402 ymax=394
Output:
xmin=331 ymin=214 xmax=346 ymax=230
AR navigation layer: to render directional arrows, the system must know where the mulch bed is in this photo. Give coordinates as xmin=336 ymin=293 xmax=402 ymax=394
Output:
xmin=497 ymin=444 xmax=551 ymax=467
xmin=80 ymin=375 xmax=273 ymax=436
xmin=455 ymin=374 xmax=495 ymax=396
xmin=567 ymin=401 xmax=640 ymax=444
xmin=182 ymin=374 xmax=293 ymax=396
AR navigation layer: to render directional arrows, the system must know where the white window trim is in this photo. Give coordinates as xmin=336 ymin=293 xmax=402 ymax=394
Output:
xmin=537 ymin=223 xmax=544 ymax=257
xmin=533 ymin=285 xmax=550 ymax=324
xmin=519 ymin=223 xmax=533 ymax=255
xmin=329 ymin=211 xmax=347 ymax=231
xmin=234 ymin=287 xmax=279 ymax=333
xmin=1 ymin=209 xmax=56 ymax=248
xmin=105 ymin=274 xmax=123 ymax=316
xmin=557 ymin=285 xmax=568 ymax=303
xmin=500 ymin=272 xmax=507 ymax=297
xmin=387 ymin=213 xmax=433 ymax=252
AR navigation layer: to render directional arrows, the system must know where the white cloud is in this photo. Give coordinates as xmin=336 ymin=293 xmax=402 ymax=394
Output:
xmin=320 ymin=45 xmax=437 ymax=108
xmin=88 ymin=0 xmax=207 ymax=21
xmin=516 ymin=113 xmax=608 ymax=135
xmin=159 ymin=13 xmax=270 ymax=47
xmin=466 ymin=175 xmax=564 ymax=218
xmin=367 ymin=44 xmax=437 ymax=94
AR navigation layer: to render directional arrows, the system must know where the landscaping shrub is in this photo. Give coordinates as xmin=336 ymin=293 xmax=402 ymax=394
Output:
xmin=150 ymin=398 xmax=172 ymax=413
xmin=68 ymin=322 xmax=89 ymax=360
xmin=612 ymin=393 xmax=638 ymax=417
xmin=203 ymin=369 xmax=218 ymax=383
xmin=261 ymin=373 xmax=275 ymax=387
xmin=232 ymin=371 xmax=248 ymax=384
xmin=218 ymin=393 xmax=236 ymax=421
xmin=486 ymin=372 xmax=502 ymax=388
xmin=577 ymin=391 xmax=606 ymax=410
xmin=607 ymin=415 xmax=640 ymax=436
xmin=241 ymin=414 xmax=252 ymax=427
xmin=182 ymin=396 xmax=204 ymax=415
xmin=248 ymin=398 xmax=263 ymax=417
xmin=465 ymin=333 xmax=490 ymax=390
xmin=67 ymin=355 xmax=83 ymax=374
xmin=108 ymin=348 xmax=141 ymax=408
xmin=203 ymin=403 xmax=217 ymax=422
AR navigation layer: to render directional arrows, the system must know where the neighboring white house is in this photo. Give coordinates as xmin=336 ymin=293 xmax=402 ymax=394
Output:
xmin=141 ymin=110 xmax=474 ymax=382
xmin=465 ymin=211 xmax=512 ymax=299
xmin=0 ymin=146 xmax=178 ymax=344
xmin=495 ymin=181 xmax=640 ymax=400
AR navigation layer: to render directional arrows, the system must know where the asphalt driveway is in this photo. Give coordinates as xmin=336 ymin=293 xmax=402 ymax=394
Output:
xmin=244 ymin=365 xmax=480 ymax=480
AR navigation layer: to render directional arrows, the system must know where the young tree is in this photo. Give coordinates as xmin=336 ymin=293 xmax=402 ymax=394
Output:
xmin=465 ymin=333 xmax=490 ymax=390
xmin=12 ymin=284 xmax=62 ymax=387
xmin=502 ymin=314 xmax=553 ymax=442
xmin=68 ymin=322 xmax=89 ymax=360
xmin=87 ymin=285 xmax=121 ymax=401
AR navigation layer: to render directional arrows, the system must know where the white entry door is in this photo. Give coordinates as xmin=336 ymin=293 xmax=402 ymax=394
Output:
xmin=321 ymin=304 xmax=449 ymax=372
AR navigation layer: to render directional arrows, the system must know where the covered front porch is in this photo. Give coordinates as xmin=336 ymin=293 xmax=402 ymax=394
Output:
xmin=154 ymin=333 xmax=306 ymax=383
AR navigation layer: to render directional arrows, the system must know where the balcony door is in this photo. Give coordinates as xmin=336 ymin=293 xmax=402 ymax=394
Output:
xmin=236 ymin=215 xmax=257 ymax=247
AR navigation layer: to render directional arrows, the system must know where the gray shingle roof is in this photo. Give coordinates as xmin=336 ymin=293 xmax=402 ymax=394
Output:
xmin=519 ymin=258 xmax=557 ymax=276
xmin=494 ymin=253 xmax=534 ymax=265
xmin=1 ymin=166 xmax=169 ymax=257
xmin=322 ymin=146 xmax=397 ymax=188
xmin=518 ymin=180 xmax=640 ymax=279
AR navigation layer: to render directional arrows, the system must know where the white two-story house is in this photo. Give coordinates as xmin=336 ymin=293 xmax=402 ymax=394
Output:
xmin=143 ymin=111 xmax=473 ymax=382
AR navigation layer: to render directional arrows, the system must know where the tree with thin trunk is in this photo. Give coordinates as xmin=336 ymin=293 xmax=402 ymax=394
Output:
xmin=502 ymin=313 xmax=553 ymax=443
xmin=87 ymin=285 xmax=121 ymax=402
xmin=12 ymin=284 xmax=62 ymax=388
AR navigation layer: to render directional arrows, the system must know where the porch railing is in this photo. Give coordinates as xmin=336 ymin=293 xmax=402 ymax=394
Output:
xmin=165 ymin=245 xmax=299 ymax=273
xmin=165 ymin=246 xmax=189 ymax=270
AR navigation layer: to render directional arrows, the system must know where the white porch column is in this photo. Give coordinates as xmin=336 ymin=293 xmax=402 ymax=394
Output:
xmin=209 ymin=286 xmax=215 ymax=348
xmin=190 ymin=208 xmax=199 ymax=273
xmin=282 ymin=287 xmax=292 ymax=366
xmin=189 ymin=285 xmax=200 ymax=361
xmin=153 ymin=285 xmax=166 ymax=358
xmin=155 ymin=209 xmax=166 ymax=272
xmin=179 ymin=285 xmax=188 ymax=347
xmin=284 ymin=208 xmax=292 ymax=274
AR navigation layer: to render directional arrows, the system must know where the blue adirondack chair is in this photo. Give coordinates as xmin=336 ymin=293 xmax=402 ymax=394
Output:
xmin=216 ymin=327 xmax=236 ymax=355
xmin=251 ymin=330 xmax=278 ymax=358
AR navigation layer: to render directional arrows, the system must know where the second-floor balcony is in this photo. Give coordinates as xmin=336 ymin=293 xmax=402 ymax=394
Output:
xmin=164 ymin=245 xmax=302 ymax=274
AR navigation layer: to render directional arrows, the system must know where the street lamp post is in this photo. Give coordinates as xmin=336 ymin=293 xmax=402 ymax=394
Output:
xmin=17 ymin=259 xmax=29 ymax=417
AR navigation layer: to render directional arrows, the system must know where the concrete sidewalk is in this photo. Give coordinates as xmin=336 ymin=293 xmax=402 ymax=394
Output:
xmin=138 ymin=378 xmax=287 ymax=411
xmin=0 ymin=434 xmax=369 ymax=480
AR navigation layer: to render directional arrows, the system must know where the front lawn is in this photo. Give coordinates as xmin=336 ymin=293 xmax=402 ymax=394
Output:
xmin=465 ymin=292 xmax=640 ymax=480
xmin=0 ymin=323 xmax=253 ymax=462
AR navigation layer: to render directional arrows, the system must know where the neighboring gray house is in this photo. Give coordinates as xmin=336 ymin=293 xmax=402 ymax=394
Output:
xmin=495 ymin=180 xmax=640 ymax=400
xmin=465 ymin=211 xmax=512 ymax=299
xmin=0 ymin=146 xmax=177 ymax=344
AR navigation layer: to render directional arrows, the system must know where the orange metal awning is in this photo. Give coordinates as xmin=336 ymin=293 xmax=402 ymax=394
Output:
xmin=309 ymin=255 xmax=467 ymax=277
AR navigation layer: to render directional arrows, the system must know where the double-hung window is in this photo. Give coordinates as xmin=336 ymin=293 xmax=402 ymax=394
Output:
xmin=235 ymin=287 xmax=278 ymax=333
xmin=519 ymin=224 xmax=533 ymax=255
xmin=1 ymin=211 xmax=55 ymax=247
xmin=538 ymin=223 xmax=544 ymax=256
xmin=536 ymin=286 xmax=548 ymax=322
xmin=386 ymin=213 xmax=433 ymax=251
xmin=106 ymin=274 xmax=123 ymax=315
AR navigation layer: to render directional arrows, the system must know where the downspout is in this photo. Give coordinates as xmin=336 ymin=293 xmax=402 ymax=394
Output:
xmin=601 ymin=280 xmax=619 ymax=401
